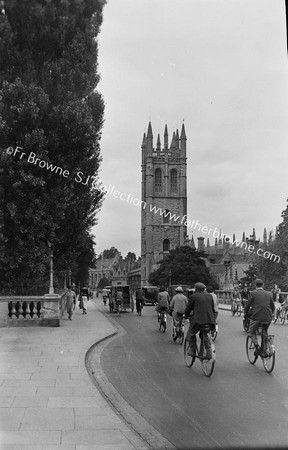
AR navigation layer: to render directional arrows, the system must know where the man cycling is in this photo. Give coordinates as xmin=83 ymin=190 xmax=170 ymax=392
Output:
xmin=156 ymin=286 xmax=170 ymax=320
xmin=115 ymin=288 xmax=124 ymax=313
xmin=231 ymin=287 xmax=241 ymax=314
xmin=185 ymin=282 xmax=216 ymax=359
xmin=170 ymin=286 xmax=188 ymax=341
xmin=244 ymin=278 xmax=275 ymax=356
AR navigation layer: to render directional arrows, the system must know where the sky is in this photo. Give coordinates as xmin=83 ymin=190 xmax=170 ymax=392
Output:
xmin=93 ymin=0 xmax=288 ymax=258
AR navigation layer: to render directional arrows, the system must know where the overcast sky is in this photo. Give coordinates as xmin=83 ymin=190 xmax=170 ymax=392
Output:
xmin=93 ymin=0 xmax=288 ymax=258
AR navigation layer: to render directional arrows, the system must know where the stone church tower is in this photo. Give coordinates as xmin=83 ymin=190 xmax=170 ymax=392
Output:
xmin=141 ymin=122 xmax=187 ymax=285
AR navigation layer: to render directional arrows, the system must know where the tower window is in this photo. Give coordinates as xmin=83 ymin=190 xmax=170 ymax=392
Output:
xmin=163 ymin=209 xmax=170 ymax=224
xmin=154 ymin=168 xmax=162 ymax=192
xmin=170 ymin=169 xmax=178 ymax=193
xmin=163 ymin=239 xmax=170 ymax=252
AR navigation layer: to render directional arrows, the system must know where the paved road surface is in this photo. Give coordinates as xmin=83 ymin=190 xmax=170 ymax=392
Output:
xmin=99 ymin=305 xmax=288 ymax=449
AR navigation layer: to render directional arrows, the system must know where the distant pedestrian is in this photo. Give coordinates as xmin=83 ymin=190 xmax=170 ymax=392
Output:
xmin=81 ymin=286 xmax=89 ymax=314
xmin=72 ymin=283 xmax=79 ymax=310
xmin=65 ymin=286 xmax=76 ymax=321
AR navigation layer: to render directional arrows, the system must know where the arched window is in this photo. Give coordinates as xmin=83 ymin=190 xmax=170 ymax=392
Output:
xmin=163 ymin=209 xmax=170 ymax=224
xmin=170 ymin=169 xmax=178 ymax=193
xmin=154 ymin=168 xmax=162 ymax=192
xmin=163 ymin=239 xmax=170 ymax=252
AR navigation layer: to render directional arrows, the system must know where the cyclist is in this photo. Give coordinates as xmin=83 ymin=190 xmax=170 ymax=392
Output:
xmin=184 ymin=282 xmax=216 ymax=359
xmin=135 ymin=287 xmax=146 ymax=314
xmin=231 ymin=287 xmax=241 ymax=314
xmin=115 ymin=288 xmax=124 ymax=313
xmin=156 ymin=286 xmax=170 ymax=321
xmin=170 ymin=286 xmax=188 ymax=341
xmin=244 ymin=279 xmax=275 ymax=356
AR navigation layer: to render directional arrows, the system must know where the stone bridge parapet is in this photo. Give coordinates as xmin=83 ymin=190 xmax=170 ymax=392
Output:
xmin=0 ymin=294 xmax=61 ymax=327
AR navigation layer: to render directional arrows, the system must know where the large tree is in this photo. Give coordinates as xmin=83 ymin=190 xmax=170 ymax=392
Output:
xmin=148 ymin=246 xmax=218 ymax=288
xmin=0 ymin=0 xmax=105 ymax=294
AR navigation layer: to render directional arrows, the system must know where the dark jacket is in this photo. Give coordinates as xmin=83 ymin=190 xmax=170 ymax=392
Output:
xmin=185 ymin=292 xmax=216 ymax=327
xmin=244 ymin=288 xmax=274 ymax=322
xmin=135 ymin=289 xmax=144 ymax=303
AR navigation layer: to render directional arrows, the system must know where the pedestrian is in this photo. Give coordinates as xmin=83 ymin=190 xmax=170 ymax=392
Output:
xmin=65 ymin=285 xmax=76 ymax=321
xmin=81 ymin=286 xmax=89 ymax=315
xmin=72 ymin=283 xmax=79 ymax=310
xmin=244 ymin=279 xmax=275 ymax=356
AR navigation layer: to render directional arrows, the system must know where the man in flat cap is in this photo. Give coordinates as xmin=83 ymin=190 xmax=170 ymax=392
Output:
xmin=185 ymin=282 xmax=216 ymax=359
xmin=244 ymin=279 xmax=275 ymax=356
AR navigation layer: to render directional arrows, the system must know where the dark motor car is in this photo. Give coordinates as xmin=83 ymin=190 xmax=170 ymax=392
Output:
xmin=142 ymin=286 xmax=159 ymax=305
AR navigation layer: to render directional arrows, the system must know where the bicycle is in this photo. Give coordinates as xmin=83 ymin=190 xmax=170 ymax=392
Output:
xmin=172 ymin=313 xmax=185 ymax=344
xmin=231 ymin=302 xmax=242 ymax=316
xmin=246 ymin=322 xmax=275 ymax=373
xmin=116 ymin=301 xmax=122 ymax=317
xmin=280 ymin=307 xmax=288 ymax=325
xmin=184 ymin=325 xmax=216 ymax=377
xmin=158 ymin=309 xmax=167 ymax=332
xmin=136 ymin=302 xmax=143 ymax=316
xmin=272 ymin=304 xmax=284 ymax=324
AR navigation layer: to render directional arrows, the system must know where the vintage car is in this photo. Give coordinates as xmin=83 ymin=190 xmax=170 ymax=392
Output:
xmin=142 ymin=286 xmax=159 ymax=305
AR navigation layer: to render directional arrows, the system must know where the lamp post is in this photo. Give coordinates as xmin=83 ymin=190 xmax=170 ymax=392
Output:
xmin=47 ymin=230 xmax=55 ymax=295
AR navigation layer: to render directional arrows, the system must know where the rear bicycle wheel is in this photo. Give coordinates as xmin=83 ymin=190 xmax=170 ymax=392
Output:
xmin=184 ymin=337 xmax=196 ymax=368
xmin=246 ymin=336 xmax=257 ymax=364
xmin=281 ymin=310 xmax=286 ymax=325
xmin=200 ymin=340 xmax=215 ymax=377
xmin=262 ymin=342 xmax=275 ymax=373
xmin=236 ymin=305 xmax=242 ymax=317
xmin=231 ymin=305 xmax=235 ymax=316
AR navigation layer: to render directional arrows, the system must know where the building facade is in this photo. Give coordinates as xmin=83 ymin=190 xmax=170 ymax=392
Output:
xmin=141 ymin=122 xmax=187 ymax=285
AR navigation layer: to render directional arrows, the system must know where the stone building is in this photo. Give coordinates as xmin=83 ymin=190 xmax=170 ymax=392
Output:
xmin=141 ymin=122 xmax=187 ymax=285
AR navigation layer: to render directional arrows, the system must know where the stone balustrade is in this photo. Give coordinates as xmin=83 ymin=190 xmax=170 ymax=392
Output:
xmin=0 ymin=294 xmax=61 ymax=327
xmin=216 ymin=290 xmax=288 ymax=305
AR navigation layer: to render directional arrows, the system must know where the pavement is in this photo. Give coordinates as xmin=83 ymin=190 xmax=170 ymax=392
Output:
xmin=0 ymin=293 xmax=152 ymax=450
xmin=0 ymin=295 xmax=231 ymax=450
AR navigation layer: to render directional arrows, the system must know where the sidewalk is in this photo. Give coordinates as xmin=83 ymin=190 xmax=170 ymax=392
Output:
xmin=0 ymin=295 xmax=149 ymax=450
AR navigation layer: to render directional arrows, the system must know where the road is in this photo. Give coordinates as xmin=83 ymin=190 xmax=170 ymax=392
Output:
xmin=99 ymin=304 xmax=288 ymax=449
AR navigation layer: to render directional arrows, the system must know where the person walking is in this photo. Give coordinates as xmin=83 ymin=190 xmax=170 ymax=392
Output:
xmin=65 ymin=286 xmax=76 ymax=321
xmin=80 ymin=286 xmax=89 ymax=315
xmin=244 ymin=279 xmax=275 ymax=356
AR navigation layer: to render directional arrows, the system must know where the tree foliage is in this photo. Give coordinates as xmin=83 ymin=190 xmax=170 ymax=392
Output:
xmin=102 ymin=247 xmax=119 ymax=259
xmin=148 ymin=246 xmax=218 ymax=288
xmin=255 ymin=200 xmax=288 ymax=290
xmin=0 ymin=0 xmax=106 ymax=294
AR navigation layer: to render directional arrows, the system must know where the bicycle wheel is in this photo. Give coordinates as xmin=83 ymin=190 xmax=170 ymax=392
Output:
xmin=281 ymin=310 xmax=286 ymax=325
xmin=262 ymin=339 xmax=275 ymax=373
xmin=236 ymin=305 xmax=242 ymax=317
xmin=272 ymin=310 xmax=279 ymax=324
xmin=200 ymin=342 xmax=215 ymax=377
xmin=231 ymin=305 xmax=235 ymax=316
xmin=246 ymin=336 xmax=257 ymax=364
xmin=184 ymin=337 xmax=196 ymax=368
